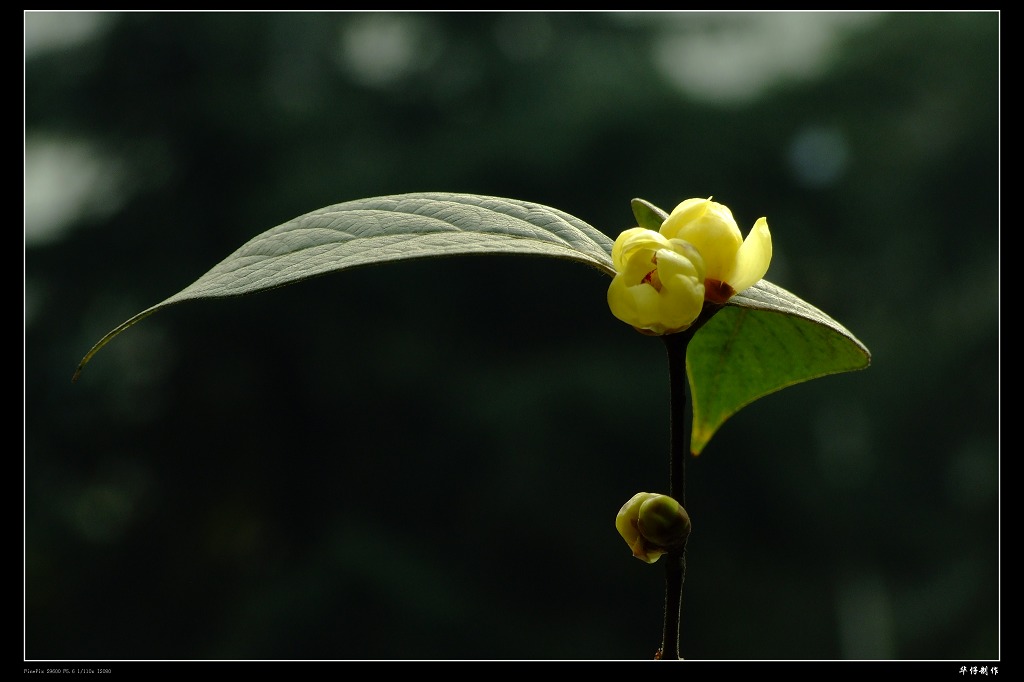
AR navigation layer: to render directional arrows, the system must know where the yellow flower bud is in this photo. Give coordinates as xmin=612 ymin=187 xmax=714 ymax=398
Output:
xmin=660 ymin=197 xmax=772 ymax=304
xmin=606 ymin=228 xmax=706 ymax=335
xmin=616 ymin=492 xmax=691 ymax=563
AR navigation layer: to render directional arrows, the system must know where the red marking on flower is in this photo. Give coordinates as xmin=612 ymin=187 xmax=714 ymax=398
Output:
xmin=704 ymin=278 xmax=735 ymax=305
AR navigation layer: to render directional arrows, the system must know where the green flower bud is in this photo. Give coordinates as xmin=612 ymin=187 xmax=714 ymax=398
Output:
xmin=615 ymin=492 xmax=691 ymax=564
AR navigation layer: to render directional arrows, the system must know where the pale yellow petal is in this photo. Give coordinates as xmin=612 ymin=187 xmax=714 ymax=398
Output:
xmin=607 ymin=228 xmax=709 ymax=334
xmin=610 ymin=227 xmax=653 ymax=269
xmin=607 ymin=276 xmax=660 ymax=330
xmin=619 ymin=250 xmax=657 ymax=283
xmin=659 ymin=197 xmax=710 ymax=240
xmin=726 ymin=217 xmax=772 ymax=294
xmin=606 ymin=275 xmax=638 ymax=326
xmin=661 ymin=199 xmax=741 ymax=282
xmin=657 ymin=287 xmax=703 ymax=333
xmin=663 ymin=240 xmax=706 ymax=283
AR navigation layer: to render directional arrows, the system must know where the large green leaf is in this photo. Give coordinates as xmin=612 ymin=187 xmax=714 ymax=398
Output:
xmin=688 ymin=280 xmax=871 ymax=455
xmin=73 ymin=192 xmax=616 ymax=380
xmin=74 ymin=192 xmax=870 ymax=459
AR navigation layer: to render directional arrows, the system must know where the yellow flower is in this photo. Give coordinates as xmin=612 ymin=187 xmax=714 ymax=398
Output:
xmin=660 ymin=198 xmax=772 ymax=305
xmin=616 ymin=492 xmax=691 ymax=564
xmin=607 ymin=228 xmax=706 ymax=335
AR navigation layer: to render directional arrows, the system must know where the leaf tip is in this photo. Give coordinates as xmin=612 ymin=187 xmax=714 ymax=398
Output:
xmin=72 ymin=351 xmax=95 ymax=383
xmin=630 ymin=198 xmax=670 ymax=231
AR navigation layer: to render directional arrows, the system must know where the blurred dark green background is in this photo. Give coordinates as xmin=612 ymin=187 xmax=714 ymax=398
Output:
xmin=24 ymin=11 xmax=999 ymax=661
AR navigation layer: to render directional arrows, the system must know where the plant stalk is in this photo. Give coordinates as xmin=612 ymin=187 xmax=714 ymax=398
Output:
xmin=656 ymin=302 xmax=722 ymax=660
xmin=659 ymin=330 xmax=691 ymax=660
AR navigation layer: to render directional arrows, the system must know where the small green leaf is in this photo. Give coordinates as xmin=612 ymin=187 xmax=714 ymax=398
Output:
xmin=688 ymin=279 xmax=872 ymax=455
xmin=73 ymin=193 xmax=615 ymax=380
xmin=630 ymin=198 xmax=669 ymax=231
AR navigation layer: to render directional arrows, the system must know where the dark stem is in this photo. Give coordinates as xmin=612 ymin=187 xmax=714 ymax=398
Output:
xmin=660 ymin=330 xmax=692 ymax=660
xmin=664 ymin=331 xmax=691 ymax=505
xmin=655 ymin=302 xmax=722 ymax=660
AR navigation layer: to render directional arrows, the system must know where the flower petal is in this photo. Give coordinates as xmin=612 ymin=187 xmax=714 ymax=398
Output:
xmin=659 ymin=197 xmax=711 ymax=238
xmin=607 ymin=228 xmax=705 ymax=335
xmin=659 ymin=240 xmax=706 ymax=285
xmin=726 ymin=217 xmax=772 ymax=294
xmin=607 ymin=275 xmax=659 ymax=330
xmin=611 ymin=227 xmax=663 ymax=270
xmin=660 ymin=198 xmax=742 ymax=282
